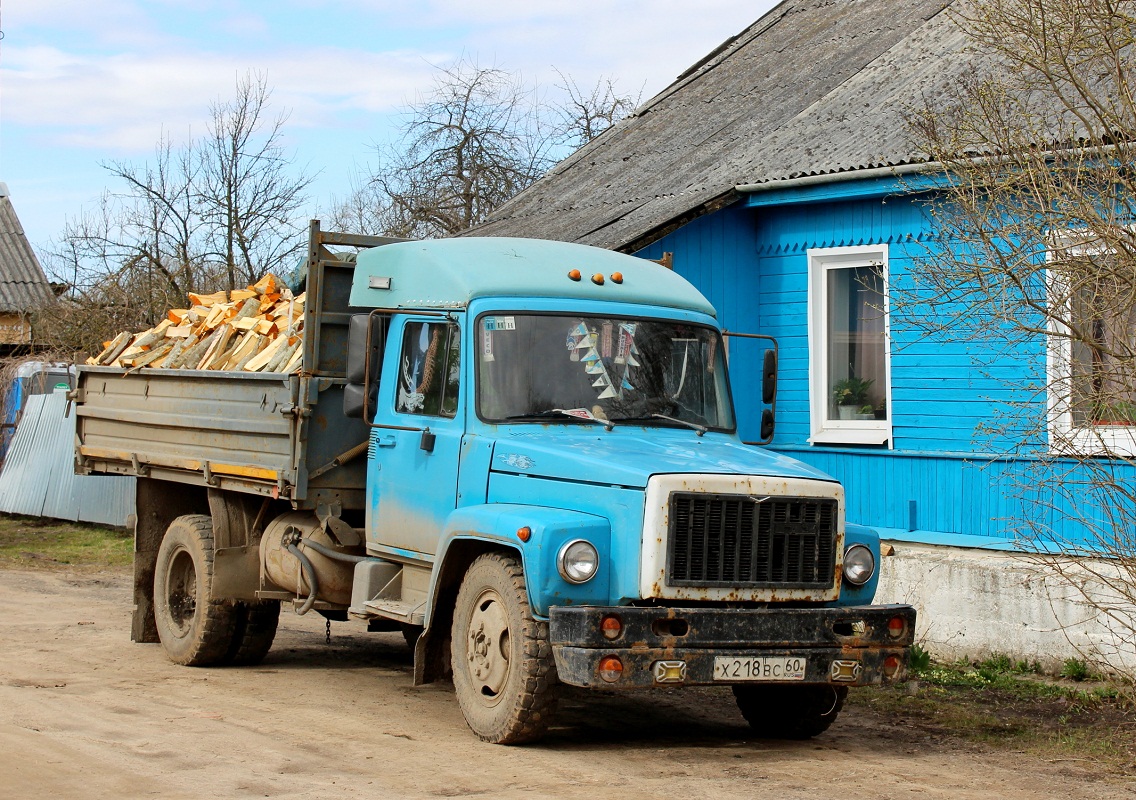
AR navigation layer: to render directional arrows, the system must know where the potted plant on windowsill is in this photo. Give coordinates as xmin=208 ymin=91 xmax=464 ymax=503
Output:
xmin=1091 ymin=400 xmax=1136 ymax=427
xmin=832 ymin=377 xmax=874 ymax=420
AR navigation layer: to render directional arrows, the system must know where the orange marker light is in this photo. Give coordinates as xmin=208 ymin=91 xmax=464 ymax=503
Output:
xmin=517 ymin=526 xmax=532 ymax=542
xmin=567 ymin=269 xmax=582 ymax=281
xmin=591 ymin=273 xmax=605 ymax=285
xmin=883 ymin=655 xmax=902 ymax=678
xmin=887 ymin=616 xmax=906 ymax=638
xmin=600 ymin=614 xmax=623 ymax=640
xmin=598 ymin=655 xmax=624 ymax=682
xmin=610 ymin=272 xmax=624 ymax=284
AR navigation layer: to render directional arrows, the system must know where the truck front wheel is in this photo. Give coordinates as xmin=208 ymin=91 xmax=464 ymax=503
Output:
xmin=450 ymin=553 xmax=559 ymax=744
xmin=153 ymin=514 xmax=238 ymax=666
xmin=732 ymin=684 xmax=847 ymax=739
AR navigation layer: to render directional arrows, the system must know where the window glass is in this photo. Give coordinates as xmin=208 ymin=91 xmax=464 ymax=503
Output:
xmin=1069 ymin=255 xmax=1136 ymax=427
xmin=826 ymin=265 xmax=888 ymax=422
xmin=397 ymin=321 xmax=459 ymax=417
xmin=477 ymin=314 xmax=734 ymax=431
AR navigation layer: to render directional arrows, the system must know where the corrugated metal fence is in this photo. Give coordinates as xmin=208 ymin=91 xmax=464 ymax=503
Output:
xmin=0 ymin=389 xmax=134 ymax=526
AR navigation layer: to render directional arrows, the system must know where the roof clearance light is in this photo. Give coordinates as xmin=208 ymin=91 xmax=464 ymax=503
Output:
xmin=610 ymin=272 xmax=623 ymax=284
xmin=591 ymin=273 xmax=605 ymax=285
xmin=567 ymin=269 xmax=582 ymax=281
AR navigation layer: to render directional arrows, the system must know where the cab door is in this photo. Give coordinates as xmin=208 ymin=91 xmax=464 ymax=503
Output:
xmin=368 ymin=316 xmax=463 ymax=556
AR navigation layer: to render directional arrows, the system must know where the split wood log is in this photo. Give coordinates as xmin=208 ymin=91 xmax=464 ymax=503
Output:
xmin=95 ymin=274 xmax=307 ymax=374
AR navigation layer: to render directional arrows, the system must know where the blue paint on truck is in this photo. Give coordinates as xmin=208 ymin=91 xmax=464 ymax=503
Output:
xmin=78 ymin=226 xmax=915 ymax=745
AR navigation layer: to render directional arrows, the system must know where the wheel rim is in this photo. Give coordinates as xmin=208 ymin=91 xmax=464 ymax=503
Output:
xmin=464 ymin=588 xmax=511 ymax=703
xmin=165 ymin=547 xmax=197 ymax=638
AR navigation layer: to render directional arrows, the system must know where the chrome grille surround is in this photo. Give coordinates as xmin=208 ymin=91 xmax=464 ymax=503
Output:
xmin=640 ymin=474 xmax=844 ymax=603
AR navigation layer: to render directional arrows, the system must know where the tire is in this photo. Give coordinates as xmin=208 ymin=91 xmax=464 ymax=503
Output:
xmin=224 ymin=601 xmax=281 ymax=666
xmin=732 ymin=684 xmax=848 ymax=739
xmin=451 ymin=553 xmax=559 ymax=744
xmin=153 ymin=514 xmax=238 ymax=666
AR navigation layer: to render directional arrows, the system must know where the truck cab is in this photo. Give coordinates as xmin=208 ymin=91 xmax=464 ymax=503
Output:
xmin=339 ymin=236 xmax=912 ymax=742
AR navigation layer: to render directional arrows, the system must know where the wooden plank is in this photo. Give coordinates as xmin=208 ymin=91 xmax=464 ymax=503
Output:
xmin=87 ymin=272 xmax=305 ymax=374
xmin=188 ymin=290 xmax=227 ymax=307
xmin=243 ymin=334 xmax=288 ymax=372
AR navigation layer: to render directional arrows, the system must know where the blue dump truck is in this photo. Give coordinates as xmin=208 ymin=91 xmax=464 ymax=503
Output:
xmin=75 ymin=223 xmax=914 ymax=744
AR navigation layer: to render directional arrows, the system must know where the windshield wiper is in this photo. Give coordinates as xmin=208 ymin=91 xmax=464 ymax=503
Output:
xmin=504 ymin=408 xmax=615 ymax=431
xmin=617 ymin=412 xmax=707 ymax=436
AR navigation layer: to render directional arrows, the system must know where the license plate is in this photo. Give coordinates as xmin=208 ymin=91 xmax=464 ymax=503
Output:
xmin=713 ymin=656 xmax=807 ymax=682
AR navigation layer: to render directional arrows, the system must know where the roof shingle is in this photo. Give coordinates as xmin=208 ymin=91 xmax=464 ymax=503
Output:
xmin=0 ymin=188 xmax=54 ymax=312
xmin=473 ymin=0 xmax=966 ymax=251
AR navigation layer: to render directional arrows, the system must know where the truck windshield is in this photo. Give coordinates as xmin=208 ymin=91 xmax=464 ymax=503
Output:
xmin=477 ymin=313 xmax=736 ymax=431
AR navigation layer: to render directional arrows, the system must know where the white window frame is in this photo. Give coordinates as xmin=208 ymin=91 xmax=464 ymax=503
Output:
xmin=1046 ymin=234 xmax=1136 ymax=456
xmin=807 ymin=244 xmax=893 ymax=446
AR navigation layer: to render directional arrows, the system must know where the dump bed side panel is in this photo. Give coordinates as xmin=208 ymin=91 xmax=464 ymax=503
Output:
xmin=77 ymin=367 xmax=298 ymax=495
xmin=76 ymin=366 xmax=367 ymax=508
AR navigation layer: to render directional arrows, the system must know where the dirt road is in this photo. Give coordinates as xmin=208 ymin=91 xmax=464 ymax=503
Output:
xmin=1 ymin=567 xmax=1131 ymax=800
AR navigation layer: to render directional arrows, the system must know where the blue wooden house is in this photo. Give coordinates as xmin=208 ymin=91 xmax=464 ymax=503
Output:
xmin=475 ymin=0 xmax=1101 ymax=555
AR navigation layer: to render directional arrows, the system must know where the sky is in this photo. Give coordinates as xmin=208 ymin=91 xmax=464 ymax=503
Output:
xmin=0 ymin=0 xmax=781 ymax=273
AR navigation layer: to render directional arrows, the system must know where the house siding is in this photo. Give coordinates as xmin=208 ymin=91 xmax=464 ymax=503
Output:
xmin=637 ymin=194 xmax=1123 ymax=550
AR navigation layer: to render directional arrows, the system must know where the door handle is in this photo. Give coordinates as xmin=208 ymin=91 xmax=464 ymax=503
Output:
xmin=376 ymin=435 xmax=397 ymax=448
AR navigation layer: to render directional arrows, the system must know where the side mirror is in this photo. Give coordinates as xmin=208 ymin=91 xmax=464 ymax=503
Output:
xmin=344 ymin=313 xmax=385 ymax=421
xmin=723 ymin=331 xmax=778 ymax=446
xmin=346 ymin=314 xmax=381 ymax=384
xmin=760 ymin=408 xmax=775 ymax=442
xmin=762 ymin=348 xmax=777 ymax=405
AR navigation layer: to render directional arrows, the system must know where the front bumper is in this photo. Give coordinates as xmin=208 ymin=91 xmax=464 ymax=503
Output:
xmin=549 ymin=604 xmax=915 ymax=689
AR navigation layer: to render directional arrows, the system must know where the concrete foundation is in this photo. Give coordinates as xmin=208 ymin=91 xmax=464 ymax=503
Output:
xmin=875 ymin=540 xmax=1136 ymax=677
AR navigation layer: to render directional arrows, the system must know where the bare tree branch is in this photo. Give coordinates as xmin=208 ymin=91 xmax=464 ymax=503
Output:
xmin=900 ymin=0 xmax=1136 ymax=684
xmin=335 ymin=58 xmax=639 ymax=238
xmin=41 ymin=72 xmax=312 ymax=354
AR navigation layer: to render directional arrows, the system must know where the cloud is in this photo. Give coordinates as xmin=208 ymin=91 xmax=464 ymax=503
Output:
xmin=356 ymin=0 xmax=776 ymax=104
xmin=5 ymin=0 xmax=777 ymax=154
xmin=2 ymin=44 xmax=445 ymax=152
xmin=4 ymin=0 xmax=780 ymax=248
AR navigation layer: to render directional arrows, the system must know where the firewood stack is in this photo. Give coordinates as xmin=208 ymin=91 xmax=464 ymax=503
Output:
xmin=87 ymin=274 xmax=306 ymax=373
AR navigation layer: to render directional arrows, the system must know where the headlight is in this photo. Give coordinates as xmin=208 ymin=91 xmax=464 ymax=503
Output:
xmin=557 ymin=539 xmax=599 ymax=584
xmin=842 ymin=543 xmax=876 ymax=586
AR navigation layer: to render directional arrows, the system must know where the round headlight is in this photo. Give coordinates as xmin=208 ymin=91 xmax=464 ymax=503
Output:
xmin=557 ymin=539 xmax=599 ymax=584
xmin=842 ymin=543 xmax=876 ymax=586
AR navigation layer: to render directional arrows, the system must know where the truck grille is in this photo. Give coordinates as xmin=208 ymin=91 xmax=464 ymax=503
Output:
xmin=667 ymin=493 xmax=838 ymax=588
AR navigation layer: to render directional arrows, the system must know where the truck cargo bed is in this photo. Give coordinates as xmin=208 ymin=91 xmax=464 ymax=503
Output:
xmin=75 ymin=366 xmax=367 ymax=508
xmin=73 ymin=224 xmax=393 ymax=511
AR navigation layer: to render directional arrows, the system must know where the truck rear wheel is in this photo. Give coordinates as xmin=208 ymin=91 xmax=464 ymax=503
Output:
xmin=732 ymin=684 xmax=847 ymax=739
xmin=224 ymin=601 xmax=280 ymax=666
xmin=153 ymin=514 xmax=238 ymax=666
xmin=451 ymin=553 xmax=559 ymax=744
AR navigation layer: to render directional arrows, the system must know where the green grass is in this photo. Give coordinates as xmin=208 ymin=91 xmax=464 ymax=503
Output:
xmin=0 ymin=514 xmax=132 ymax=570
xmin=851 ymin=651 xmax=1136 ymax=776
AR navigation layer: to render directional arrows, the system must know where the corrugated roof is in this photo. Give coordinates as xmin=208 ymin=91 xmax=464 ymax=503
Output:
xmin=0 ymin=189 xmax=54 ymax=312
xmin=472 ymin=0 xmax=976 ymax=251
